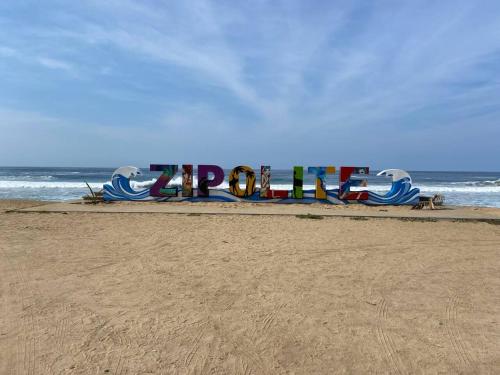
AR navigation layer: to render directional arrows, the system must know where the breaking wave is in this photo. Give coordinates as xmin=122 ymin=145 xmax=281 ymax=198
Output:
xmin=0 ymin=180 xmax=104 ymax=189
xmin=464 ymin=179 xmax=500 ymax=187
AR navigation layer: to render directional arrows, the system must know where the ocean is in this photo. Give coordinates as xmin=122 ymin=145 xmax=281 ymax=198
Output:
xmin=0 ymin=166 xmax=499 ymax=207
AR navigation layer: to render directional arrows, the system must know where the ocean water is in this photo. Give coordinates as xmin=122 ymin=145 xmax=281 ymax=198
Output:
xmin=0 ymin=167 xmax=499 ymax=207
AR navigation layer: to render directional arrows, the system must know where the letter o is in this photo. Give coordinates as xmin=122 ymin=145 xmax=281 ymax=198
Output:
xmin=228 ymin=166 xmax=256 ymax=197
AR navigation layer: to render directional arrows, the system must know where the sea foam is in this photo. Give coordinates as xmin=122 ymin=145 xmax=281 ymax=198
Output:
xmin=1 ymin=179 xmax=499 ymax=193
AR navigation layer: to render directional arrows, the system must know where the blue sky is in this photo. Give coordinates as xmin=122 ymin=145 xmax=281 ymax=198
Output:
xmin=0 ymin=1 xmax=499 ymax=170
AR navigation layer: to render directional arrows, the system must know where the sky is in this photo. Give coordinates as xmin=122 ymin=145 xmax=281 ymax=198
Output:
xmin=0 ymin=1 xmax=499 ymax=171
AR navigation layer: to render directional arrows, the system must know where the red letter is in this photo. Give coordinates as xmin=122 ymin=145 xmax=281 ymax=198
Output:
xmin=339 ymin=167 xmax=369 ymax=200
xmin=260 ymin=166 xmax=288 ymax=198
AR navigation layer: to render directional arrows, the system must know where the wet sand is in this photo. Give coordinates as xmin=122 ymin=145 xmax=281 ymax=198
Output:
xmin=1 ymin=200 xmax=499 ymax=374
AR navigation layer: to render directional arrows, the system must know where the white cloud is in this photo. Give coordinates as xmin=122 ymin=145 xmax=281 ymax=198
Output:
xmin=37 ymin=57 xmax=74 ymax=72
xmin=0 ymin=45 xmax=18 ymax=57
xmin=0 ymin=1 xmax=499 ymax=168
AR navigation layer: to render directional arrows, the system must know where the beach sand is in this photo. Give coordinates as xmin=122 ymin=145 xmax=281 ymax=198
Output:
xmin=1 ymin=200 xmax=499 ymax=374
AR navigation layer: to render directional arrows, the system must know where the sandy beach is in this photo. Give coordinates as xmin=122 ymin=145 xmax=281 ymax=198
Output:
xmin=1 ymin=200 xmax=499 ymax=374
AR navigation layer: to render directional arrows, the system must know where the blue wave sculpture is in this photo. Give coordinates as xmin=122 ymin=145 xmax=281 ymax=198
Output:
xmin=103 ymin=167 xmax=419 ymax=205
xmin=361 ymin=169 xmax=420 ymax=205
xmin=103 ymin=166 xmax=151 ymax=201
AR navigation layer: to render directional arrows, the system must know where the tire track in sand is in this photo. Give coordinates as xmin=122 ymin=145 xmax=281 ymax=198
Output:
xmin=77 ymin=311 xmax=132 ymax=374
xmin=0 ymin=248 xmax=18 ymax=375
xmin=46 ymin=303 xmax=82 ymax=374
xmin=184 ymin=326 xmax=207 ymax=369
xmin=364 ymin=251 xmax=416 ymax=375
xmin=251 ymin=303 xmax=287 ymax=339
xmin=445 ymin=291 xmax=475 ymax=371
xmin=376 ymin=297 xmax=407 ymax=375
xmin=244 ymin=303 xmax=287 ymax=373
xmin=1 ymin=247 xmax=37 ymax=375
xmin=53 ymin=305 xmax=70 ymax=350
xmin=113 ymin=353 xmax=129 ymax=375
xmin=181 ymin=320 xmax=222 ymax=375
xmin=179 ymin=317 xmax=267 ymax=375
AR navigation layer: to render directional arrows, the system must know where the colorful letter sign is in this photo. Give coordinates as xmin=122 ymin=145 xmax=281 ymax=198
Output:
xmin=308 ymin=166 xmax=336 ymax=199
xmin=293 ymin=166 xmax=303 ymax=199
xmin=103 ymin=164 xmax=420 ymax=205
xmin=182 ymin=164 xmax=193 ymax=197
xmin=198 ymin=165 xmax=224 ymax=197
xmin=150 ymin=164 xmax=178 ymax=197
xmin=229 ymin=166 xmax=256 ymax=197
xmin=260 ymin=166 xmax=288 ymax=198
xmin=339 ymin=167 xmax=369 ymax=200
